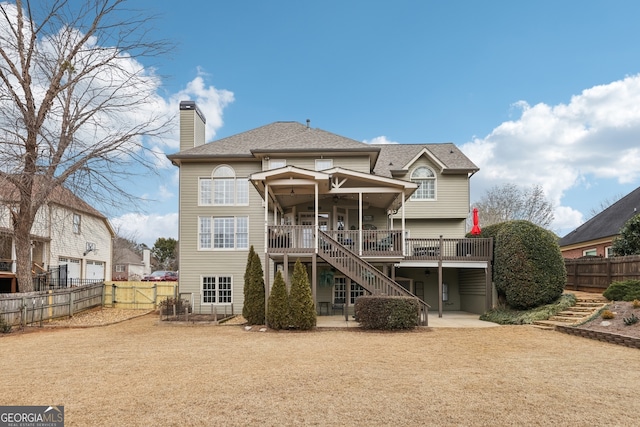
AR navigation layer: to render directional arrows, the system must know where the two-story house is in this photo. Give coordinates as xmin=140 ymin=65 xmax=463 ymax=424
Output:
xmin=0 ymin=179 xmax=114 ymax=292
xmin=168 ymin=101 xmax=493 ymax=322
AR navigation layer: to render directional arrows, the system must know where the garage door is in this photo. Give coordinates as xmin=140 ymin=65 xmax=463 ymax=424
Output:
xmin=86 ymin=260 xmax=105 ymax=281
xmin=59 ymin=257 xmax=81 ymax=280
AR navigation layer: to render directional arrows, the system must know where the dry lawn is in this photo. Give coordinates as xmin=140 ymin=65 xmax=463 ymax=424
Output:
xmin=2 ymin=314 xmax=640 ymax=427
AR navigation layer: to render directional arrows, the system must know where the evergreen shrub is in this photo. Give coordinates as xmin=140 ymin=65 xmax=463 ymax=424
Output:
xmin=355 ymin=296 xmax=419 ymax=330
xmin=603 ymin=280 xmax=640 ymax=301
xmin=267 ymin=271 xmax=289 ymax=330
xmin=243 ymin=247 xmax=266 ymax=325
xmin=493 ymin=220 xmax=566 ymax=309
xmin=288 ymin=259 xmax=316 ymax=330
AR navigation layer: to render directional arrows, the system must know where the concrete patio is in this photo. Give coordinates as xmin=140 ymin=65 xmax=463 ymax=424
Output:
xmin=316 ymin=311 xmax=500 ymax=328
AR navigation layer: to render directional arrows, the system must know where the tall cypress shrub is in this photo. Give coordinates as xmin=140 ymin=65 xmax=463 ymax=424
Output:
xmin=242 ymin=246 xmax=265 ymax=325
xmin=289 ymin=259 xmax=316 ymax=330
xmin=267 ymin=270 xmax=289 ymax=330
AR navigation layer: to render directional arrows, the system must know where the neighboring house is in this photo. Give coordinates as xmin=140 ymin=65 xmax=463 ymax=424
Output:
xmin=112 ymin=248 xmax=151 ymax=281
xmin=0 ymin=179 xmax=114 ymax=292
xmin=167 ymin=101 xmax=493 ymax=320
xmin=559 ymin=186 xmax=640 ymax=258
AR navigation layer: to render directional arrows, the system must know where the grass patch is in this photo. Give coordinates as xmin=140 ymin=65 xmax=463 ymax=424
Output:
xmin=480 ymin=293 xmax=577 ymax=325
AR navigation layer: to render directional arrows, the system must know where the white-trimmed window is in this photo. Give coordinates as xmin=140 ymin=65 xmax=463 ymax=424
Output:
xmin=199 ymin=216 xmax=248 ymax=250
xmin=410 ymin=166 xmax=436 ymax=200
xmin=115 ymin=265 xmax=126 ymax=273
xmin=605 ymin=246 xmax=613 ymax=258
xmin=334 ymin=277 xmax=366 ymax=304
xmin=315 ymin=159 xmax=333 ymax=171
xmin=583 ymin=248 xmax=597 ymax=256
xmin=269 ymin=159 xmax=286 ymax=169
xmin=199 ymin=165 xmax=249 ymax=206
xmin=73 ymin=213 xmax=81 ymax=234
xmin=202 ymin=275 xmax=232 ymax=304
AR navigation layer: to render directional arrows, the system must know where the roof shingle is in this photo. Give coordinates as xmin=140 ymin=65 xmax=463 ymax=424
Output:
xmin=559 ymin=186 xmax=640 ymax=246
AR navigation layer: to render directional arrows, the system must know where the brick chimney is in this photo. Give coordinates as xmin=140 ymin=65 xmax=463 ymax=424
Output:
xmin=179 ymin=100 xmax=206 ymax=151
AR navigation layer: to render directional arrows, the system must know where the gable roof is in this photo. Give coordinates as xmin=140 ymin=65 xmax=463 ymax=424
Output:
xmin=0 ymin=176 xmax=107 ymax=220
xmin=559 ymin=186 xmax=640 ymax=247
xmin=169 ymin=121 xmax=379 ymax=159
xmin=373 ymin=143 xmax=479 ymax=178
xmin=168 ymin=121 xmax=479 ymax=178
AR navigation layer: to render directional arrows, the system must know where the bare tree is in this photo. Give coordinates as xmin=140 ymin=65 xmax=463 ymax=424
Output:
xmin=471 ymin=183 xmax=555 ymax=229
xmin=585 ymin=193 xmax=624 ymax=220
xmin=0 ymin=0 xmax=172 ymax=291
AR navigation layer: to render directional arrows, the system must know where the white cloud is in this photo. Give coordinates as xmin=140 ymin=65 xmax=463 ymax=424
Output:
xmin=461 ymin=74 xmax=640 ymax=234
xmin=363 ymin=136 xmax=399 ymax=145
xmin=110 ymin=212 xmax=178 ymax=247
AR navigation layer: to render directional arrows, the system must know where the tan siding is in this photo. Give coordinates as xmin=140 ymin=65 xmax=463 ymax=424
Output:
xmin=269 ymin=156 xmax=370 ymax=173
xmin=402 ymin=218 xmax=466 ymax=239
xmin=394 ymin=157 xmax=470 ymax=219
xmin=178 ymin=160 xmax=264 ymax=314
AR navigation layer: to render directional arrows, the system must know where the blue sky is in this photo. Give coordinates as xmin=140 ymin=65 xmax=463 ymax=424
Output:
xmin=107 ymin=0 xmax=640 ymax=245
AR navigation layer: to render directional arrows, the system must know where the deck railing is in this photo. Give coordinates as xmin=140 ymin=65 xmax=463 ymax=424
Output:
xmin=267 ymin=225 xmax=492 ymax=261
xmin=405 ymin=237 xmax=492 ymax=261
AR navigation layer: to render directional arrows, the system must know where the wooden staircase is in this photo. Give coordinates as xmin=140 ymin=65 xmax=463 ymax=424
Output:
xmin=533 ymin=292 xmax=609 ymax=329
xmin=317 ymin=230 xmax=430 ymax=326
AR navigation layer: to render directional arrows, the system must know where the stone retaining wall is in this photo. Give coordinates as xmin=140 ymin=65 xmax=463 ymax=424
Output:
xmin=556 ymin=325 xmax=640 ymax=349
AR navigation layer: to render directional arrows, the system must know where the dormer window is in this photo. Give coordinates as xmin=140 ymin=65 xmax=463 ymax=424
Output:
xmin=410 ymin=166 xmax=436 ymax=200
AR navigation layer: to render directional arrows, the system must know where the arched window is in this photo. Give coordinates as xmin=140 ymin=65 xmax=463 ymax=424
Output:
xmin=199 ymin=165 xmax=248 ymax=206
xmin=410 ymin=166 xmax=436 ymax=200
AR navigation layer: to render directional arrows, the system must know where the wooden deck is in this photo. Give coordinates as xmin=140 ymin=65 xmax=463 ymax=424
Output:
xmin=267 ymin=225 xmax=493 ymax=262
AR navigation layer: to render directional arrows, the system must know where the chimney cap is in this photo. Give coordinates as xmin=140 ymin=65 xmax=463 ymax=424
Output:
xmin=180 ymin=100 xmax=206 ymax=124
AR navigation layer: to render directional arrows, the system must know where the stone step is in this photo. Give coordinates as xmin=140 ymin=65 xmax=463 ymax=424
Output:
xmin=558 ymin=310 xmax=589 ymax=316
xmin=548 ymin=316 xmax=581 ymax=323
xmin=568 ymin=305 xmax=600 ymax=314
xmin=575 ymin=301 xmax=608 ymax=307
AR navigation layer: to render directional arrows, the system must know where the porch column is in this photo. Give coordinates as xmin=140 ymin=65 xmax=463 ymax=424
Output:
xmin=264 ymin=183 xmax=269 ymax=251
xmin=312 ymin=254 xmax=317 ymax=306
xmin=358 ymin=192 xmax=363 ymax=256
xmin=264 ymin=253 xmax=270 ymax=325
xmin=438 ymin=234 xmax=443 ymax=318
xmin=284 ymin=253 xmax=289 ymax=289
xmin=401 ymin=193 xmax=406 ymax=256
xmin=345 ymin=277 xmax=351 ymax=321
xmin=11 ymin=239 xmax=16 ymax=273
xmin=314 ymin=182 xmax=319 ymax=252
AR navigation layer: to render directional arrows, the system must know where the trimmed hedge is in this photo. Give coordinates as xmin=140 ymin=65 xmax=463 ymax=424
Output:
xmin=354 ymin=296 xmax=420 ymax=330
xmin=603 ymin=280 xmax=640 ymax=301
xmin=493 ymin=220 xmax=566 ymax=309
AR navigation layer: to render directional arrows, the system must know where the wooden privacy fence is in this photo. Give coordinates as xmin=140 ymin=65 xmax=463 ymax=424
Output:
xmin=0 ymin=282 xmax=104 ymax=327
xmin=103 ymin=281 xmax=178 ymax=310
xmin=565 ymin=255 xmax=640 ymax=293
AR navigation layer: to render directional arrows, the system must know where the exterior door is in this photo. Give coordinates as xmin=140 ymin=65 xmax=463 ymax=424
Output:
xmin=298 ymin=213 xmax=329 ymax=248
